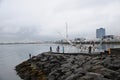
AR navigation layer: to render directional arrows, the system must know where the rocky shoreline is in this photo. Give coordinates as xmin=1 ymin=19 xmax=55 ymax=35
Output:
xmin=15 ymin=52 xmax=120 ymax=80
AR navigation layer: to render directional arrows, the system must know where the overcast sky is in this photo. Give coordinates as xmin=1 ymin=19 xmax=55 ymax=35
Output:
xmin=0 ymin=0 xmax=120 ymax=42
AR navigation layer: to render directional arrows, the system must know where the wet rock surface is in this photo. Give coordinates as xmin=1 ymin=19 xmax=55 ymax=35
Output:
xmin=15 ymin=52 xmax=120 ymax=80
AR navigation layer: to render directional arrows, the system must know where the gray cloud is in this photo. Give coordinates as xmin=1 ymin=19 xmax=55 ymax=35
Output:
xmin=0 ymin=0 xmax=120 ymax=42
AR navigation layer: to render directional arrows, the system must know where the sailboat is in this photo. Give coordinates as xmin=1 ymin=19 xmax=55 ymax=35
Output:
xmin=58 ymin=23 xmax=104 ymax=53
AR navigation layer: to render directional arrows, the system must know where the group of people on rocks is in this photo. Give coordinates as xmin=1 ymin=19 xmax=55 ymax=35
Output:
xmin=49 ymin=45 xmax=92 ymax=53
xmin=50 ymin=45 xmax=64 ymax=53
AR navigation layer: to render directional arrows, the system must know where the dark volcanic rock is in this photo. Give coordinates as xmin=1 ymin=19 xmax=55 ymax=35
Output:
xmin=15 ymin=52 xmax=120 ymax=80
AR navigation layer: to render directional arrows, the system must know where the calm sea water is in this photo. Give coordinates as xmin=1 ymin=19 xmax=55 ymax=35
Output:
xmin=0 ymin=43 xmax=120 ymax=80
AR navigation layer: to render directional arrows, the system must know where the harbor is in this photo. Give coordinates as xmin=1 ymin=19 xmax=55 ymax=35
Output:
xmin=0 ymin=0 xmax=120 ymax=80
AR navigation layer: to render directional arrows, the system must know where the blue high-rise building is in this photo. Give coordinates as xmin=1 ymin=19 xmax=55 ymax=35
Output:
xmin=96 ymin=28 xmax=106 ymax=39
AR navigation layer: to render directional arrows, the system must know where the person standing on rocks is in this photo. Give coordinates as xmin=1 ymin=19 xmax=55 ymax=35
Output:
xmin=88 ymin=46 xmax=92 ymax=54
xmin=62 ymin=46 xmax=64 ymax=53
xmin=57 ymin=46 xmax=60 ymax=53
xmin=29 ymin=53 xmax=32 ymax=59
xmin=50 ymin=46 xmax=52 ymax=52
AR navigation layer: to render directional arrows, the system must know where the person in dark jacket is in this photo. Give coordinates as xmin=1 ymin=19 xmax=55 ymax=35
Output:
xmin=88 ymin=46 xmax=92 ymax=54
xmin=50 ymin=46 xmax=52 ymax=52
xmin=57 ymin=46 xmax=60 ymax=53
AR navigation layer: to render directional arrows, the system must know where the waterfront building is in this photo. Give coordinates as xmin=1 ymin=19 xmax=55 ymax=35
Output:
xmin=103 ymin=35 xmax=114 ymax=41
xmin=96 ymin=28 xmax=106 ymax=39
xmin=103 ymin=35 xmax=120 ymax=41
xmin=74 ymin=38 xmax=86 ymax=42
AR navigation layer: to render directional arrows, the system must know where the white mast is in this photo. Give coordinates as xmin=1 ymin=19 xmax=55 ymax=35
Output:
xmin=66 ymin=22 xmax=68 ymax=39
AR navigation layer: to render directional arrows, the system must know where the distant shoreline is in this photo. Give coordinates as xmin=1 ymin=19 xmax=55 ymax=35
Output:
xmin=0 ymin=42 xmax=43 ymax=45
xmin=55 ymin=41 xmax=120 ymax=44
xmin=0 ymin=41 xmax=120 ymax=45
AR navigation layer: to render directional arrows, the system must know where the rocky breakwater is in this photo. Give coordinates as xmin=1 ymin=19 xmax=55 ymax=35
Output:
xmin=15 ymin=52 xmax=120 ymax=80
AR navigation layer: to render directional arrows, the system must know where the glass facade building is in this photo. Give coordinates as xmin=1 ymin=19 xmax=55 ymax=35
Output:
xmin=96 ymin=28 xmax=106 ymax=39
